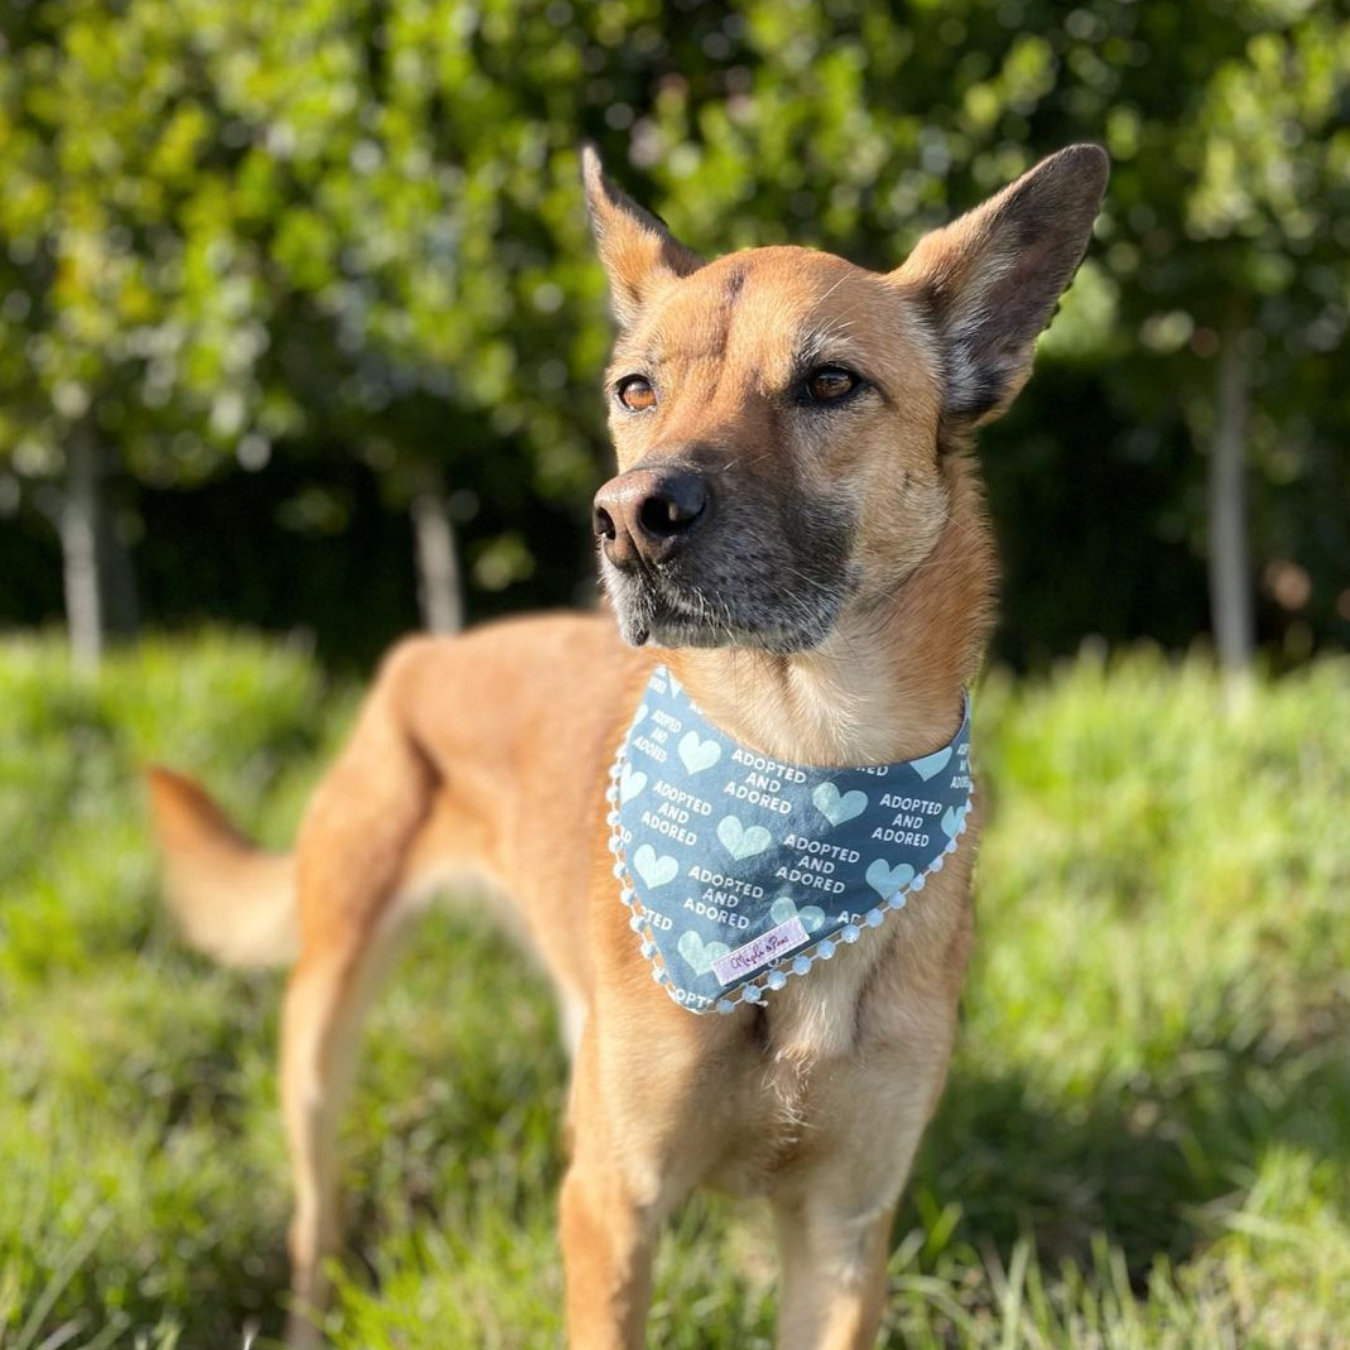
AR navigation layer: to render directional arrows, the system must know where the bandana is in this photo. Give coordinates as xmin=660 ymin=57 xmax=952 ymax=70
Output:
xmin=606 ymin=665 xmax=973 ymax=1014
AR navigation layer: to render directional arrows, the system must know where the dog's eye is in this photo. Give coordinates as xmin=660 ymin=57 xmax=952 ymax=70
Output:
xmin=616 ymin=375 xmax=657 ymax=412
xmin=803 ymin=366 xmax=860 ymax=404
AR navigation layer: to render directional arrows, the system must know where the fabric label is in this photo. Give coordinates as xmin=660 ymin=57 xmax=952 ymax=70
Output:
xmin=712 ymin=916 xmax=808 ymax=986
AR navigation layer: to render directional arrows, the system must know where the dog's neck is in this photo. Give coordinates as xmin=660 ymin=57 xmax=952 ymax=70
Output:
xmin=668 ymin=459 xmax=995 ymax=768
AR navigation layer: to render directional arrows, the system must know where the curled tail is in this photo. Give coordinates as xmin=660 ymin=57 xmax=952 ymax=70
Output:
xmin=145 ymin=766 xmax=298 ymax=968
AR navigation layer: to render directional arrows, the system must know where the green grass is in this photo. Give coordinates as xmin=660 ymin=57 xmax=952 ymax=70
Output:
xmin=1 ymin=631 xmax=1347 ymax=1349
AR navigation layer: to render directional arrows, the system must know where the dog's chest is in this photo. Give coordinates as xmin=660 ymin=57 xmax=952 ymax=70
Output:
xmin=701 ymin=941 xmax=888 ymax=1189
xmin=763 ymin=944 xmax=874 ymax=1062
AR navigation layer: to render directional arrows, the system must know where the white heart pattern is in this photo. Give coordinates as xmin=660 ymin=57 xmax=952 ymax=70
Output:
xmin=911 ymin=745 xmax=953 ymax=782
xmin=769 ymin=894 xmax=825 ymax=933
xmin=812 ymin=781 xmax=868 ymax=826
xmin=865 ymin=858 xmax=915 ymax=900
xmin=619 ymin=763 xmax=647 ymax=803
xmin=717 ymin=815 xmax=772 ymax=860
xmin=633 ymin=844 xmax=678 ymax=888
xmin=678 ymin=731 xmax=722 ymax=774
xmin=678 ymin=929 xmax=729 ymax=975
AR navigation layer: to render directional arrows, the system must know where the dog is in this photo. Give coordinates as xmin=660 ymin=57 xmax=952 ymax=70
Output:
xmin=147 ymin=143 xmax=1107 ymax=1349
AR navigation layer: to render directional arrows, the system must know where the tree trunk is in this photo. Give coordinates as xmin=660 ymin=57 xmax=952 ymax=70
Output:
xmin=1208 ymin=327 xmax=1254 ymax=675
xmin=61 ymin=427 xmax=105 ymax=670
xmin=59 ymin=425 xmax=139 ymax=670
xmin=410 ymin=470 xmax=463 ymax=634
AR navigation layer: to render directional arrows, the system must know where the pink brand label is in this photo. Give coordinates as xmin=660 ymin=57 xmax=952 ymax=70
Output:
xmin=712 ymin=916 xmax=809 ymax=987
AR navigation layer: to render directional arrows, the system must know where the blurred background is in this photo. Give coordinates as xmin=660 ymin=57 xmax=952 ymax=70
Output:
xmin=1 ymin=0 xmax=1347 ymax=671
xmin=2 ymin=3 xmax=1349 ymax=1349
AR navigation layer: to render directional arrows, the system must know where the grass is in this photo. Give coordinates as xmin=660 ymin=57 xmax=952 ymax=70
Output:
xmin=1 ymin=630 xmax=1347 ymax=1349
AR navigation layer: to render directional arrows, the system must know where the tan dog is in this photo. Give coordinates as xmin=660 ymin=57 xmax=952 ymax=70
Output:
xmin=148 ymin=144 xmax=1107 ymax=1349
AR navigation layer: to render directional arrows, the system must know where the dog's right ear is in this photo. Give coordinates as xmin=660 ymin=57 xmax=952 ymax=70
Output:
xmin=581 ymin=145 xmax=703 ymax=329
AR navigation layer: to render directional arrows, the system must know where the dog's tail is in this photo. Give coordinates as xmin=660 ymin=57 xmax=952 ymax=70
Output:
xmin=145 ymin=766 xmax=298 ymax=968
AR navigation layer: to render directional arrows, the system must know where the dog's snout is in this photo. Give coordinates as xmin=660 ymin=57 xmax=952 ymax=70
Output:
xmin=593 ymin=466 xmax=708 ymax=569
xmin=637 ymin=470 xmax=707 ymax=539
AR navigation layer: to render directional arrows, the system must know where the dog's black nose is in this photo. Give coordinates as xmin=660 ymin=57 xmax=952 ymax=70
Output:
xmin=593 ymin=465 xmax=708 ymax=569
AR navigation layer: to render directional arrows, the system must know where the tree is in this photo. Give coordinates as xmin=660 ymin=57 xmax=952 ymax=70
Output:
xmin=0 ymin=0 xmax=615 ymax=661
xmin=2 ymin=0 xmax=1345 ymax=669
xmin=0 ymin=0 xmax=286 ymax=664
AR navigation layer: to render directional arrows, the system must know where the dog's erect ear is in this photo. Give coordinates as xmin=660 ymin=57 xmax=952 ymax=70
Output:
xmin=581 ymin=144 xmax=703 ymax=329
xmin=895 ymin=144 xmax=1109 ymax=426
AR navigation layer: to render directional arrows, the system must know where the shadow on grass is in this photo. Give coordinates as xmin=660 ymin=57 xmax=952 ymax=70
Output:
xmin=908 ymin=1011 xmax=1348 ymax=1286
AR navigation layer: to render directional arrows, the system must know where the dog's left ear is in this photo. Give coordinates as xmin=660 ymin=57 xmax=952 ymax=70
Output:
xmin=894 ymin=144 xmax=1109 ymax=426
xmin=581 ymin=144 xmax=703 ymax=329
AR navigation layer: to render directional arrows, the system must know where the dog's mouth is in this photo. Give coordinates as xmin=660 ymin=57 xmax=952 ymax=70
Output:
xmin=602 ymin=557 xmax=853 ymax=655
xmin=609 ymin=572 xmax=741 ymax=650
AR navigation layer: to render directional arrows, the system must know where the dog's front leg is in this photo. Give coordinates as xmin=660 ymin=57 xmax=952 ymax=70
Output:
xmin=559 ymin=1156 xmax=660 ymax=1350
xmin=558 ymin=1020 xmax=696 ymax=1349
xmin=769 ymin=1008 xmax=960 ymax=1350
xmin=770 ymin=1196 xmax=896 ymax=1350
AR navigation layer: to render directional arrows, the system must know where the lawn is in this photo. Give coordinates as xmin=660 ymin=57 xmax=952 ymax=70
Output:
xmin=1 ymin=631 xmax=1347 ymax=1349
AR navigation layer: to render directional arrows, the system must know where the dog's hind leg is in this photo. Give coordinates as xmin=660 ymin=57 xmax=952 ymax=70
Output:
xmin=280 ymin=911 xmax=415 ymax=1347
xmin=277 ymin=643 xmax=445 ymax=1346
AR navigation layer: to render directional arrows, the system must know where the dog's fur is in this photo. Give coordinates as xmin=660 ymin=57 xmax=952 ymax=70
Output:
xmin=147 ymin=144 xmax=1107 ymax=1349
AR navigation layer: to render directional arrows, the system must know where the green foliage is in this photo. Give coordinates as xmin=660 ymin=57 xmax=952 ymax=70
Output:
xmin=0 ymin=0 xmax=615 ymax=496
xmin=1 ymin=0 xmax=1347 ymax=660
xmin=2 ymin=634 xmax=1347 ymax=1346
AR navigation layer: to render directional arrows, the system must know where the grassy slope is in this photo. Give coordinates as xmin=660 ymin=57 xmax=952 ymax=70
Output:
xmin=1 ymin=632 xmax=1346 ymax=1349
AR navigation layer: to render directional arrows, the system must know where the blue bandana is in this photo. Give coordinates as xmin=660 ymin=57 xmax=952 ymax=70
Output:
xmin=607 ymin=666 xmax=973 ymax=1014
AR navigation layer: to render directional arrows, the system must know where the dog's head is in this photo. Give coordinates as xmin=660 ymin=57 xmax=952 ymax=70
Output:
xmin=585 ymin=146 xmax=1108 ymax=653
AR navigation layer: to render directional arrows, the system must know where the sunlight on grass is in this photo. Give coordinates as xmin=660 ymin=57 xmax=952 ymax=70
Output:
xmin=1 ymin=633 xmax=1346 ymax=1347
